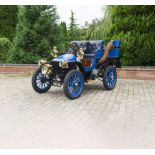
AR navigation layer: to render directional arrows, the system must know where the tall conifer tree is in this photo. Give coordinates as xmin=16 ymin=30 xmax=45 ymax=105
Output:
xmin=68 ymin=11 xmax=80 ymax=41
xmin=9 ymin=5 xmax=64 ymax=63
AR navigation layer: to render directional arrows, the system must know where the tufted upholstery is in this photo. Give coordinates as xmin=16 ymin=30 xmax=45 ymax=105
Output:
xmin=70 ymin=40 xmax=104 ymax=54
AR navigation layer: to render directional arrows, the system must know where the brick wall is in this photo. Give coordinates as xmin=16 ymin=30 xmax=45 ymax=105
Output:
xmin=0 ymin=64 xmax=155 ymax=80
xmin=0 ymin=64 xmax=38 ymax=74
xmin=117 ymin=68 xmax=155 ymax=80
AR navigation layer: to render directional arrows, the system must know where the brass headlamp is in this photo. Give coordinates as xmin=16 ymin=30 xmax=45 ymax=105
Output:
xmin=59 ymin=60 xmax=69 ymax=69
xmin=38 ymin=59 xmax=52 ymax=76
xmin=51 ymin=46 xmax=58 ymax=58
xmin=77 ymin=47 xmax=84 ymax=61
xmin=38 ymin=59 xmax=47 ymax=66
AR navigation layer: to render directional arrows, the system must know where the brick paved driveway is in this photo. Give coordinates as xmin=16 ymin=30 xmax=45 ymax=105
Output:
xmin=0 ymin=74 xmax=155 ymax=148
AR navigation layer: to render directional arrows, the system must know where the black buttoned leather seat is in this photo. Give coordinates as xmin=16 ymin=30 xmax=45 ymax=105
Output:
xmin=70 ymin=40 xmax=104 ymax=67
xmin=70 ymin=40 xmax=104 ymax=56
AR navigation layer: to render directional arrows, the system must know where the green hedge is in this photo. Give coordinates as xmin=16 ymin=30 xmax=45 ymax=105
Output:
xmin=0 ymin=38 xmax=12 ymax=63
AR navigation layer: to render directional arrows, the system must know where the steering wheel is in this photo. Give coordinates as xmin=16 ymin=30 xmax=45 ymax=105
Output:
xmin=67 ymin=48 xmax=78 ymax=55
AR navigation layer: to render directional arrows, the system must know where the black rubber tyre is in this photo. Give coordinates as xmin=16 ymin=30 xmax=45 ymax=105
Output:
xmin=63 ymin=69 xmax=84 ymax=99
xmin=32 ymin=68 xmax=52 ymax=93
xmin=103 ymin=65 xmax=117 ymax=90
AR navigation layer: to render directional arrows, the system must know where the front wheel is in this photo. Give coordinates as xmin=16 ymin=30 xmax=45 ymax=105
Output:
xmin=103 ymin=65 xmax=117 ymax=90
xmin=32 ymin=68 xmax=52 ymax=93
xmin=63 ymin=69 xmax=84 ymax=99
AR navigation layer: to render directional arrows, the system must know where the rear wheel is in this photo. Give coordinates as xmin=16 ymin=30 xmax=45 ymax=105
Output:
xmin=63 ymin=69 xmax=84 ymax=99
xmin=32 ymin=68 xmax=52 ymax=93
xmin=103 ymin=65 xmax=117 ymax=90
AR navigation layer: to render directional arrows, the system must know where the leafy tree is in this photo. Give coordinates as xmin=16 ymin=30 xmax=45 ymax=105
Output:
xmin=0 ymin=6 xmax=18 ymax=40
xmin=9 ymin=5 xmax=65 ymax=64
xmin=85 ymin=5 xmax=155 ymax=66
xmin=85 ymin=18 xmax=102 ymax=40
xmin=108 ymin=5 xmax=155 ymax=66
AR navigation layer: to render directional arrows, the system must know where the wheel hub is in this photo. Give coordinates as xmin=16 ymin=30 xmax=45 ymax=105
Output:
xmin=74 ymin=82 xmax=79 ymax=87
xmin=40 ymin=76 xmax=47 ymax=83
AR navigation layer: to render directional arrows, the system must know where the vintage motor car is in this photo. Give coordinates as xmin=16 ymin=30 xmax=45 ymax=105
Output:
xmin=32 ymin=40 xmax=121 ymax=99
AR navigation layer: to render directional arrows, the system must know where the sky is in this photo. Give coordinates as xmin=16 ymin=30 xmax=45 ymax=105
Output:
xmin=57 ymin=5 xmax=104 ymax=27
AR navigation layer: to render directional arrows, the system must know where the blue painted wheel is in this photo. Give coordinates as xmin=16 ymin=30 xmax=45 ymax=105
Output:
xmin=103 ymin=66 xmax=117 ymax=90
xmin=63 ymin=69 xmax=84 ymax=99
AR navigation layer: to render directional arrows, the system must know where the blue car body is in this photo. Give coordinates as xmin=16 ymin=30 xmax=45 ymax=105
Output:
xmin=52 ymin=40 xmax=121 ymax=72
xmin=32 ymin=39 xmax=121 ymax=99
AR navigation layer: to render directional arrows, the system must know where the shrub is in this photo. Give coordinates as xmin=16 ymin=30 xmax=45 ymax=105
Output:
xmin=0 ymin=37 xmax=12 ymax=63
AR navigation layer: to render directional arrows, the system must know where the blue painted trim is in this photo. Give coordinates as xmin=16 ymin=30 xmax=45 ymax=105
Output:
xmin=52 ymin=54 xmax=76 ymax=62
